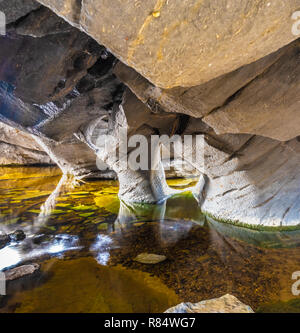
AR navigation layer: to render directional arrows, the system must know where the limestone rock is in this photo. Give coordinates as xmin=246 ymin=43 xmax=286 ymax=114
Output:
xmin=78 ymin=89 xmax=180 ymax=202
xmin=4 ymin=264 xmax=40 ymax=281
xmin=0 ymin=123 xmax=44 ymax=151
xmin=0 ymin=0 xmax=299 ymax=229
xmin=38 ymin=0 xmax=300 ymax=88
xmin=194 ymin=135 xmax=300 ymax=227
xmin=134 ymin=253 xmax=167 ymax=264
xmin=165 ymin=294 xmax=254 ymax=313
xmin=0 ymin=141 xmax=53 ymax=165
xmin=15 ymin=6 xmax=74 ymax=37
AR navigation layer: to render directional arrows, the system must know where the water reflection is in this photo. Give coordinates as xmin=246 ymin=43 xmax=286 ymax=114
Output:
xmin=1 ymin=168 xmax=300 ymax=312
xmin=90 ymin=234 xmax=114 ymax=265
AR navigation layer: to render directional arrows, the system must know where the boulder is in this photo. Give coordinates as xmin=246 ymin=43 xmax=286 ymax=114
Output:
xmin=114 ymin=45 xmax=285 ymax=119
xmin=9 ymin=230 xmax=26 ymax=242
xmin=165 ymin=294 xmax=254 ymax=313
xmin=0 ymin=234 xmax=10 ymax=250
xmin=0 ymin=7 xmax=101 ymax=105
xmin=115 ymin=39 xmax=300 ymax=142
xmin=38 ymin=0 xmax=300 ymax=88
xmin=4 ymin=264 xmax=40 ymax=281
xmin=0 ymin=6 xmax=123 ymax=178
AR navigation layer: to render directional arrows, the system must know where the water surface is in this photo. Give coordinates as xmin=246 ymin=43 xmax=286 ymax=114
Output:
xmin=1 ymin=167 xmax=300 ymax=313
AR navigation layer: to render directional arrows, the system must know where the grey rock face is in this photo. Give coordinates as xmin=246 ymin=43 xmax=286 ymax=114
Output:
xmin=0 ymin=0 xmax=40 ymax=24
xmin=165 ymin=294 xmax=254 ymax=313
xmin=0 ymin=1 xmax=299 ymax=228
xmin=0 ymin=123 xmax=53 ymax=165
xmin=0 ymin=8 xmax=100 ymax=105
xmin=0 ymin=6 xmax=123 ymax=178
xmin=203 ymin=40 xmax=300 ymax=141
xmin=114 ymin=46 xmax=284 ymax=120
xmin=194 ymin=136 xmax=300 ymax=227
xmin=115 ymin=39 xmax=300 ymax=142
xmin=77 ymin=89 xmax=178 ymax=203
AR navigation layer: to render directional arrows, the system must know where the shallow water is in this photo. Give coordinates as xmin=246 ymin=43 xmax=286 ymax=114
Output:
xmin=1 ymin=167 xmax=300 ymax=313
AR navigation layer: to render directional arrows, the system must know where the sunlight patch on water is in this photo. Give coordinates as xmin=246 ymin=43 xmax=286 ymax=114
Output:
xmin=90 ymin=234 xmax=114 ymax=266
xmin=0 ymin=234 xmax=81 ymax=271
xmin=0 ymin=246 xmax=22 ymax=270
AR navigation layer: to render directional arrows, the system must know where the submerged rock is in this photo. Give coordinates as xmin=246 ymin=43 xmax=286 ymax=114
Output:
xmin=134 ymin=253 xmax=167 ymax=264
xmin=4 ymin=264 xmax=40 ymax=282
xmin=9 ymin=230 xmax=26 ymax=242
xmin=165 ymin=294 xmax=254 ymax=313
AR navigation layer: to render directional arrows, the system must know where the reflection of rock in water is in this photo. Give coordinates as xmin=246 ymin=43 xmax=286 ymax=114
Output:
xmin=105 ymin=217 xmax=300 ymax=311
xmin=2 ymin=171 xmax=300 ymax=312
xmin=113 ymin=198 xmax=204 ymax=247
xmin=207 ymin=217 xmax=300 ymax=249
xmin=115 ymin=200 xmax=166 ymax=228
xmin=35 ymin=174 xmax=80 ymax=225
xmin=158 ymin=220 xmax=195 ymax=248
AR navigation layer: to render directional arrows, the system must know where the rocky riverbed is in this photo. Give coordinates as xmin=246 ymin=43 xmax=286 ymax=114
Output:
xmin=0 ymin=168 xmax=300 ymax=313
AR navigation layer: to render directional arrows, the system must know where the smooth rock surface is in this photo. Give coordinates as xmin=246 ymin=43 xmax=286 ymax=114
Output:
xmin=0 ymin=1 xmax=299 ymax=228
xmin=165 ymin=294 xmax=254 ymax=313
xmin=38 ymin=0 xmax=300 ymax=88
xmin=114 ymin=45 xmax=285 ymax=119
xmin=4 ymin=264 xmax=40 ymax=281
xmin=0 ymin=123 xmax=53 ymax=165
xmin=134 ymin=253 xmax=167 ymax=265
xmin=203 ymin=40 xmax=300 ymax=141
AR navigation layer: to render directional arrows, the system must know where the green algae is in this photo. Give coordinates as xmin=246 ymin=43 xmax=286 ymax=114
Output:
xmin=203 ymin=211 xmax=300 ymax=232
xmin=257 ymin=299 xmax=300 ymax=313
xmin=78 ymin=212 xmax=95 ymax=218
xmin=1 ymin=168 xmax=300 ymax=313
xmin=94 ymin=194 xmax=120 ymax=214
xmin=72 ymin=205 xmax=98 ymax=212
